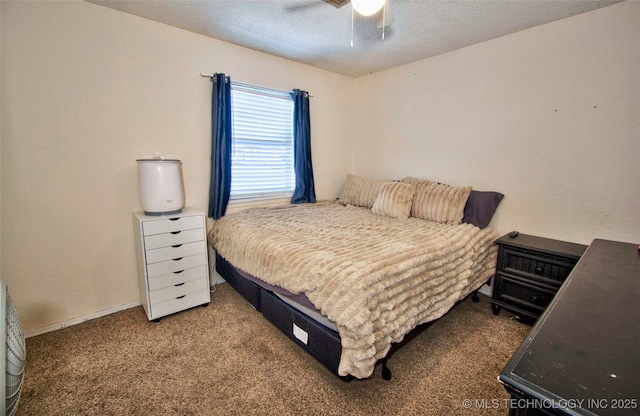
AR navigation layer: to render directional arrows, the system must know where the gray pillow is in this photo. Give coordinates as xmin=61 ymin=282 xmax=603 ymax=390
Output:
xmin=463 ymin=190 xmax=504 ymax=229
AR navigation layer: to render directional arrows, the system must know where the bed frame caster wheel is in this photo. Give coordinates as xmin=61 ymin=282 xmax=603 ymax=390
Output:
xmin=152 ymin=318 xmax=161 ymax=323
xmin=382 ymin=366 xmax=392 ymax=381
xmin=340 ymin=375 xmax=354 ymax=382
xmin=381 ymin=358 xmax=392 ymax=381
xmin=471 ymin=290 xmax=479 ymax=303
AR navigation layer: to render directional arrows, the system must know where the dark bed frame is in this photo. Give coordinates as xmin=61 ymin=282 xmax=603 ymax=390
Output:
xmin=216 ymin=252 xmax=481 ymax=381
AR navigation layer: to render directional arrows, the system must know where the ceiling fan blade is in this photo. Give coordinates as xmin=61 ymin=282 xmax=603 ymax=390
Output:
xmin=375 ymin=0 xmax=394 ymax=28
xmin=322 ymin=0 xmax=351 ymax=8
xmin=284 ymin=1 xmax=325 ymax=13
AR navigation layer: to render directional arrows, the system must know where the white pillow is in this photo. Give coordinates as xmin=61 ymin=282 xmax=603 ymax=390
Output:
xmin=371 ymin=182 xmax=416 ymax=220
xmin=338 ymin=174 xmax=389 ymax=209
xmin=402 ymin=177 xmax=471 ymax=225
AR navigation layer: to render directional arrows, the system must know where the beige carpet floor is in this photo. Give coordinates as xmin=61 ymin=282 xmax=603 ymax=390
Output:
xmin=18 ymin=283 xmax=530 ymax=415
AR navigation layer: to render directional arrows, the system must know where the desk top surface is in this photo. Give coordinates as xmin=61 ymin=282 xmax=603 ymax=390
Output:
xmin=500 ymin=239 xmax=640 ymax=415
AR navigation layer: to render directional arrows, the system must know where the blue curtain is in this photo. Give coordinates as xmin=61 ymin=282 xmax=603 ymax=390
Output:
xmin=208 ymin=73 xmax=232 ymax=219
xmin=290 ymin=89 xmax=316 ymax=204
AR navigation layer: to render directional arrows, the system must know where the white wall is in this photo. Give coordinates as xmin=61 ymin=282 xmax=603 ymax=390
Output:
xmin=0 ymin=0 xmax=353 ymax=332
xmin=353 ymin=1 xmax=640 ymax=245
xmin=0 ymin=2 xmax=3 ymax=275
xmin=2 ymin=0 xmax=638 ymax=335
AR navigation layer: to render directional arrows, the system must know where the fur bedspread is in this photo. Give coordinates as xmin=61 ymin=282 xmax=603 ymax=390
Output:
xmin=209 ymin=201 xmax=498 ymax=378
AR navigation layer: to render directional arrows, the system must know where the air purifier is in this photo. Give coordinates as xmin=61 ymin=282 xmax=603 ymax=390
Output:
xmin=136 ymin=158 xmax=184 ymax=216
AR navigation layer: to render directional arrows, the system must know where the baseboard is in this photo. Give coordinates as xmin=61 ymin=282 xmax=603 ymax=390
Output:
xmin=211 ymin=271 xmax=226 ymax=285
xmin=24 ymin=300 xmax=143 ymax=339
xmin=208 ymin=245 xmax=226 ymax=285
xmin=26 ymin=248 xmax=226 ymax=339
xmin=478 ymin=276 xmax=494 ymax=297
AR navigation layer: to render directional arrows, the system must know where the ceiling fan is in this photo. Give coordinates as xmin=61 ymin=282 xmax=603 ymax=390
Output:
xmin=323 ymin=0 xmax=395 ymax=29
xmin=285 ymin=0 xmax=394 ymax=46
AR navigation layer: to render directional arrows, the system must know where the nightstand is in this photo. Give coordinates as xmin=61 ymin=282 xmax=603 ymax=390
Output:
xmin=491 ymin=233 xmax=587 ymax=323
xmin=133 ymin=208 xmax=211 ymax=321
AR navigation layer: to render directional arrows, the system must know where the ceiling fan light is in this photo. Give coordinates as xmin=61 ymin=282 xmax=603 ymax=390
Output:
xmin=352 ymin=0 xmax=385 ymax=17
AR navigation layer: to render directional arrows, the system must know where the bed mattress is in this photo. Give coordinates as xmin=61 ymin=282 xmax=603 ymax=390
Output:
xmin=209 ymin=201 xmax=498 ymax=378
xmin=215 ymin=252 xmax=344 ymax=376
xmin=217 ymin=254 xmax=337 ymax=330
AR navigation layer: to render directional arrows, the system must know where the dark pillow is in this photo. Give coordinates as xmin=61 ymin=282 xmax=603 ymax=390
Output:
xmin=463 ymin=190 xmax=504 ymax=229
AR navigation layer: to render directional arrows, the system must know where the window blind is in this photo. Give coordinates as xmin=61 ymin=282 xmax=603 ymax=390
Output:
xmin=230 ymin=82 xmax=294 ymax=201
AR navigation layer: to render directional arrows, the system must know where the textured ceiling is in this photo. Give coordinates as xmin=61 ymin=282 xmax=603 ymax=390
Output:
xmin=88 ymin=0 xmax=622 ymax=77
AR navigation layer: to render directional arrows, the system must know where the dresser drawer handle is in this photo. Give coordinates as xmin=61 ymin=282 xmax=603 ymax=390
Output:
xmin=171 ymin=244 xmax=182 ymax=248
xmin=174 ymin=282 xmax=185 ymax=287
xmin=530 ymin=295 xmax=539 ymax=304
xmin=534 ymin=266 xmax=544 ymax=275
xmin=169 ymin=218 xmax=180 ymax=222
xmin=172 ymin=257 xmax=183 ymax=262
xmin=173 ymin=270 xmax=184 ymax=274
xmin=170 ymin=231 xmax=181 ymax=235
xmin=176 ymin=295 xmax=186 ymax=299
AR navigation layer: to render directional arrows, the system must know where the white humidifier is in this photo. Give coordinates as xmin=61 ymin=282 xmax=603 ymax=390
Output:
xmin=137 ymin=158 xmax=184 ymax=216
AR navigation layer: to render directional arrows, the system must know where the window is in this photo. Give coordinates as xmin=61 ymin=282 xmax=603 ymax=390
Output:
xmin=229 ymin=82 xmax=294 ymax=201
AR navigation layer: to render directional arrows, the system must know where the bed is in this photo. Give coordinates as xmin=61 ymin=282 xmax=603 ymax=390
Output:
xmin=208 ymin=175 xmax=504 ymax=380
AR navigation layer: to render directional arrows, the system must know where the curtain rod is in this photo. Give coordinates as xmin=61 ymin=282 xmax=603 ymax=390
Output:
xmin=200 ymin=73 xmax=312 ymax=97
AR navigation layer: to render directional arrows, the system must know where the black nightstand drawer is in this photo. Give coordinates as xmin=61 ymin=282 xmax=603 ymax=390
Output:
xmin=491 ymin=233 xmax=587 ymax=323
xmin=500 ymin=248 xmax=576 ymax=287
xmin=495 ymin=274 xmax=555 ymax=315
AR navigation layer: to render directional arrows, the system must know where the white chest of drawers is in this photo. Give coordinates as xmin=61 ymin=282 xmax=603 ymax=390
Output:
xmin=133 ymin=208 xmax=210 ymax=321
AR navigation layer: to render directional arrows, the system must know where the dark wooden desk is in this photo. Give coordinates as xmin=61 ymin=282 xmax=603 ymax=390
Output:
xmin=499 ymin=239 xmax=640 ymax=415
